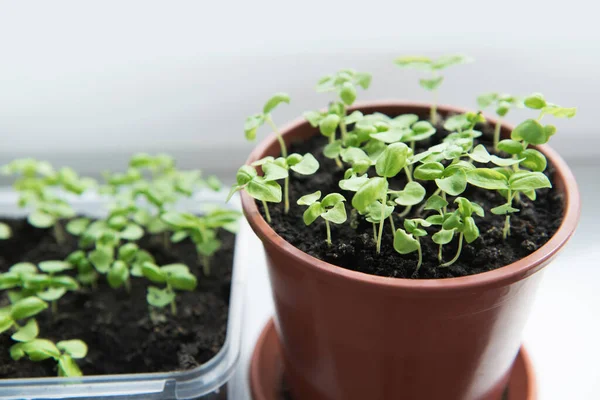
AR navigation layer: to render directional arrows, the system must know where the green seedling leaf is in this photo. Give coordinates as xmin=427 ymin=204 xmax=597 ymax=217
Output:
xmin=376 ymin=143 xmax=410 ymax=177
xmin=118 ymin=243 xmax=139 ymax=263
xmin=50 ymin=276 xmax=79 ymax=290
xmin=406 ymin=121 xmax=436 ymax=141
xmin=424 ymin=195 xmax=448 ymax=211
xmin=89 ymin=246 xmax=114 ymax=273
xmin=290 ymin=154 xmax=319 ymax=175
xmin=435 ymin=169 xmax=467 ymax=196
xmin=463 ymin=217 xmax=480 ymax=243
xmin=319 ymin=114 xmax=341 ymax=137
xmin=304 ymin=110 xmax=323 ymax=127
xmin=352 ymin=177 xmax=388 ymax=213
xmin=11 ymin=297 xmax=48 ymax=321
xmin=477 ymin=93 xmax=498 ymax=108
xmin=66 ymin=218 xmax=90 ymax=236
xmin=355 ymin=72 xmax=372 ymax=89
xmin=339 ymin=174 xmax=370 ymax=191
xmin=263 ymin=93 xmax=290 ymax=114
xmin=544 ymin=124 xmax=557 ymax=138
xmin=469 ymin=145 xmax=491 ymax=163
xmin=161 ymin=212 xmax=198 ymax=229
xmin=147 ymin=286 xmax=175 ymax=308
xmin=321 ymin=193 xmax=346 ymax=208
xmin=443 ymin=114 xmax=470 ymax=132
xmin=323 ymin=141 xmax=342 ymax=158
xmin=12 ymin=339 xmax=61 ymax=362
xmin=160 ymin=264 xmax=190 ymax=276
xmin=246 ymin=178 xmax=282 ymax=203
xmin=432 ymin=229 xmax=455 ymax=245
xmin=262 ymin=162 xmax=289 ymax=181
xmin=11 ymin=319 xmax=39 ymax=342
xmin=511 ymin=119 xmax=547 ymax=145
xmin=167 ymin=272 xmax=197 ymax=291
xmin=519 ymin=149 xmax=547 ymax=172
xmin=414 ymin=162 xmax=444 ymax=180
xmin=509 ymin=171 xmax=552 ymax=191
xmin=37 ymin=287 xmax=67 ymax=302
xmin=394 ymin=55 xmax=432 ymax=69
xmin=107 ymin=261 xmax=129 ymax=289
xmin=524 ymin=93 xmax=546 ymax=109
xmin=340 ymin=82 xmax=357 ymax=105
xmin=541 ymin=106 xmax=577 ymax=119
xmin=370 ymin=129 xmax=405 ymax=143
xmin=340 ymin=147 xmax=371 ymax=165
xmin=365 ymin=201 xmax=394 ymax=223
xmin=394 ymin=182 xmax=426 ymax=206
xmin=236 ymin=165 xmax=257 ymax=185
xmin=38 ymin=261 xmax=72 ymax=274
xmin=432 ymin=54 xmax=473 ymax=69
xmin=28 ymin=211 xmax=55 ymax=228
xmin=107 ymin=215 xmax=128 ymax=230
xmin=419 ymin=76 xmax=443 ymax=91
xmin=345 ymin=110 xmax=364 ymax=124
xmin=142 ymin=262 xmax=166 ymax=283
xmin=490 ymin=156 xmax=524 ymax=167
xmin=1 ymin=316 xmax=14 ymax=334
xmin=321 ymin=202 xmax=347 ymax=224
xmin=442 ymin=212 xmax=462 ymax=230
xmin=491 ymin=204 xmax=520 ymax=215
xmin=119 ymin=223 xmax=144 ymax=241
xmin=57 ymin=354 xmax=83 ymax=377
xmin=244 ymin=114 xmax=264 ymax=140
xmin=467 ymin=169 xmax=509 ymax=190
xmin=0 ymin=222 xmax=11 ymax=239
xmin=0 ymin=273 xmax=22 ymax=290
xmin=302 ymin=202 xmax=323 ymax=225
xmin=393 ymin=229 xmax=420 ymax=254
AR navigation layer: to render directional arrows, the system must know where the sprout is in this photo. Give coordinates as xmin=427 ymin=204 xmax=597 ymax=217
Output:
xmin=142 ymin=263 xmax=197 ymax=315
xmin=0 ymin=262 xmax=78 ymax=314
xmin=251 ymin=153 xmax=320 ymax=213
xmin=394 ymin=219 xmax=431 ymax=272
xmin=426 ymin=197 xmax=485 ymax=267
xmin=394 ymin=54 xmax=473 ymax=124
xmin=0 ymin=297 xmax=48 ymax=336
xmin=244 ymin=93 xmax=293 ymax=212
xmin=1 ymin=160 xmax=95 ymax=244
xmin=467 ymin=168 xmax=551 ymax=238
xmin=477 ymin=93 xmax=523 ymax=149
xmin=0 ymin=222 xmax=11 ymax=240
xmin=228 ymin=164 xmax=282 ymax=223
xmin=161 ymin=207 xmax=240 ymax=276
xmin=305 ymin=70 xmax=372 ymax=167
xmin=10 ymin=337 xmax=88 ymax=377
xmin=297 ymin=191 xmax=347 ymax=246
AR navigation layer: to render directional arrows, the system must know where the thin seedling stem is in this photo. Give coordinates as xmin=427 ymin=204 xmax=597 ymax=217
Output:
xmin=376 ymin=196 xmax=386 ymax=254
xmin=262 ymin=200 xmax=272 ymax=223
xmin=440 ymin=232 xmax=464 ymax=267
xmin=325 ymin=220 xmax=332 ymax=246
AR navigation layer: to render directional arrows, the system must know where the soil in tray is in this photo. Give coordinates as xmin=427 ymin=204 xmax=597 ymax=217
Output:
xmin=0 ymin=220 xmax=234 ymax=378
xmin=260 ymin=120 xmax=564 ymax=279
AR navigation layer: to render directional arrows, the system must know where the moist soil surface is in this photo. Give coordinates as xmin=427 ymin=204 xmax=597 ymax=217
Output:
xmin=0 ymin=220 xmax=234 ymax=378
xmin=261 ymin=120 xmax=564 ymax=279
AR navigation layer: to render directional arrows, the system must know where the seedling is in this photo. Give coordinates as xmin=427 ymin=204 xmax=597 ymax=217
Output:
xmin=433 ymin=197 xmax=484 ymax=267
xmin=0 ymin=222 xmax=11 ymax=239
xmin=0 ymin=262 xmax=78 ymax=314
xmin=0 ymin=297 xmax=48 ymax=337
xmin=297 ymin=191 xmax=347 ymax=246
xmin=393 ymin=219 xmax=431 ymax=272
xmin=251 ymin=153 xmax=320 ymax=213
xmin=10 ymin=337 xmax=88 ymax=377
xmin=477 ymin=93 xmax=522 ymax=149
xmin=141 ymin=263 xmax=197 ymax=315
xmin=228 ymin=164 xmax=282 ymax=223
xmin=394 ymin=54 xmax=473 ymax=124
xmin=467 ymin=168 xmax=551 ymax=238
xmin=1 ymin=159 xmax=95 ymax=244
xmin=161 ymin=207 xmax=240 ymax=276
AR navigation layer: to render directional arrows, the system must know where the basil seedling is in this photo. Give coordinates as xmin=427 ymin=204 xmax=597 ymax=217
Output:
xmin=394 ymin=54 xmax=473 ymax=124
xmin=0 ymin=222 xmax=11 ymax=240
xmin=297 ymin=191 xmax=347 ymax=246
xmin=10 ymin=337 xmax=88 ymax=377
xmin=142 ymin=263 xmax=197 ymax=315
xmin=394 ymin=219 xmax=431 ymax=272
xmin=477 ymin=93 xmax=522 ymax=149
xmin=228 ymin=164 xmax=282 ymax=223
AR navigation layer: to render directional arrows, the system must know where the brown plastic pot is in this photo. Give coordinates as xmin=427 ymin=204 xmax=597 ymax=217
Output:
xmin=241 ymin=101 xmax=580 ymax=400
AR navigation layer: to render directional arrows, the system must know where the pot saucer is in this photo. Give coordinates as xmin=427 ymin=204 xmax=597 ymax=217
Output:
xmin=249 ymin=318 xmax=536 ymax=400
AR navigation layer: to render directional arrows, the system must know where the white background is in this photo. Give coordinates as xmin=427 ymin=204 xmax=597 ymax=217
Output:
xmin=0 ymin=1 xmax=599 ymax=398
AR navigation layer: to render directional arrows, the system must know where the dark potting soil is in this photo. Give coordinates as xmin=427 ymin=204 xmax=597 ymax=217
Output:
xmin=0 ymin=219 xmax=234 ymax=378
xmin=260 ymin=119 xmax=564 ymax=279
